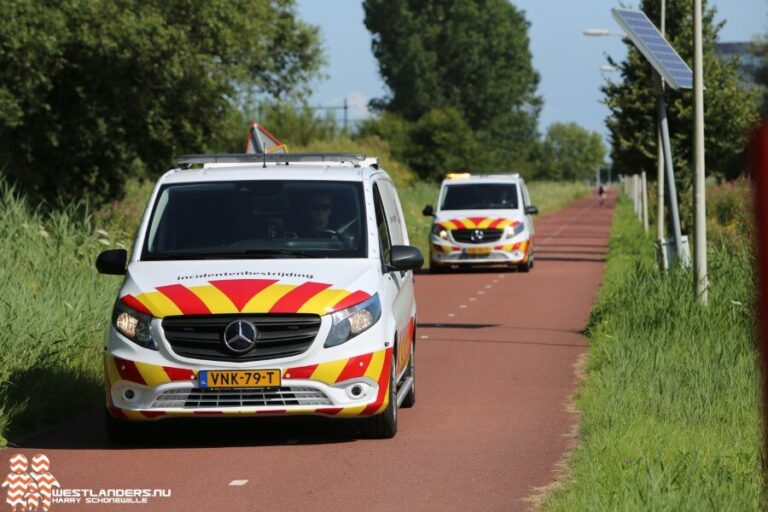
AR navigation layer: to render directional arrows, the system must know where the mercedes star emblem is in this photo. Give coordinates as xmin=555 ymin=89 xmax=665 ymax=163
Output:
xmin=223 ymin=320 xmax=259 ymax=354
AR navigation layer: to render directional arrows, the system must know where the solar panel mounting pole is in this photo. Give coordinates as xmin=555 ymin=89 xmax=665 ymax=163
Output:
xmin=655 ymin=74 xmax=684 ymax=260
xmin=656 ymin=0 xmax=666 ymax=243
xmin=693 ymin=0 xmax=708 ymax=303
xmin=612 ymin=7 xmax=692 ymax=266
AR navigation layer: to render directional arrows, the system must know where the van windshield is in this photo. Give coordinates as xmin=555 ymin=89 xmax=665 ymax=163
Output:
xmin=440 ymin=183 xmax=519 ymax=210
xmin=142 ymin=180 xmax=367 ymax=260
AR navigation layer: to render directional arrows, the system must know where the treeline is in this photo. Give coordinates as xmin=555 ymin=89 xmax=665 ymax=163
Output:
xmin=0 ymin=0 xmax=610 ymax=206
xmin=0 ymin=0 xmax=323 ymax=202
xmin=257 ymin=102 xmax=606 ymax=183
xmin=361 ymin=0 xmax=605 ymax=183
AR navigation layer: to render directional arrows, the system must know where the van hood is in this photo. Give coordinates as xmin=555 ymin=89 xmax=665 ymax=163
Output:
xmin=433 ymin=210 xmax=523 ymax=230
xmin=119 ymin=259 xmax=379 ymax=318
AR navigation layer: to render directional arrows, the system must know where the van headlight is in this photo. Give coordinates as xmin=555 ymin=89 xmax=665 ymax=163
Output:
xmin=505 ymin=222 xmax=525 ymax=239
xmin=324 ymin=294 xmax=381 ymax=348
xmin=112 ymin=300 xmax=158 ymax=350
xmin=431 ymin=225 xmax=448 ymax=239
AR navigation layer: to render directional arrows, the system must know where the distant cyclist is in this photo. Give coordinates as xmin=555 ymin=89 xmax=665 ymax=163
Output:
xmin=598 ymin=183 xmax=606 ymax=207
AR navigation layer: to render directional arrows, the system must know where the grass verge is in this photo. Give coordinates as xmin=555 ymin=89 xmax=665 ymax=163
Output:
xmin=0 ymin=185 xmax=123 ymax=445
xmin=541 ymin=195 xmax=763 ymax=511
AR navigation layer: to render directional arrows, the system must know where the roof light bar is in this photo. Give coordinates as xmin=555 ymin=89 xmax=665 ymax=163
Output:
xmin=175 ymin=153 xmax=368 ymax=167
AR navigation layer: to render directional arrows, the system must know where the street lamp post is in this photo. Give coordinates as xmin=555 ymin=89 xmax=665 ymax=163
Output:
xmin=693 ymin=0 xmax=708 ymax=303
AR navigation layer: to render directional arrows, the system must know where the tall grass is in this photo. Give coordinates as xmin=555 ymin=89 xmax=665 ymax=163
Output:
xmin=542 ymin=196 xmax=763 ymax=511
xmin=0 ymin=184 xmax=122 ymax=444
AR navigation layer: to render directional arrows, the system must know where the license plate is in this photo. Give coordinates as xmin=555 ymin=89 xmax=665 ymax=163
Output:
xmin=465 ymin=247 xmax=492 ymax=255
xmin=199 ymin=369 xmax=281 ymax=388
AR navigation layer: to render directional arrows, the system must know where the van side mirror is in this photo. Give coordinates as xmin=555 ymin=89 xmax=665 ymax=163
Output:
xmin=389 ymin=245 xmax=424 ymax=271
xmin=422 ymin=205 xmax=434 ymax=217
xmin=525 ymin=205 xmax=539 ymax=215
xmin=96 ymin=249 xmax=127 ymax=275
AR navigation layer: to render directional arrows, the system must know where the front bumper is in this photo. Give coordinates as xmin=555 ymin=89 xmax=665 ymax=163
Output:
xmin=105 ymin=348 xmax=392 ymax=421
xmin=430 ymin=240 xmax=531 ymax=266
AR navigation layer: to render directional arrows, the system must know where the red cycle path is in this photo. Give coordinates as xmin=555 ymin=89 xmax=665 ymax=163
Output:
xmin=5 ymin=192 xmax=614 ymax=511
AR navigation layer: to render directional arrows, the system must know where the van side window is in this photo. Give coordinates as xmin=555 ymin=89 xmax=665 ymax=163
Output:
xmin=522 ymin=184 xmax=531 ymax=208
xmin=373 ymin=184 xmax=392 ymax=265
xmin=379 ymin=180 xmax=406 ymax=245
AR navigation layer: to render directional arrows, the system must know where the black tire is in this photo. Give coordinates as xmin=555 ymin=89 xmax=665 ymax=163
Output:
xmin=517 ymin=259 xmax=531 ymax=273
xmin=104 ymin=409 xmax=142 ymax=445
xmin=401 ymin=347 xmax=416 ymax=408
xmin=361 ymin=353 xmax=398 ymax=439
xmin=429 ymin=262 xmax=447 ymax=274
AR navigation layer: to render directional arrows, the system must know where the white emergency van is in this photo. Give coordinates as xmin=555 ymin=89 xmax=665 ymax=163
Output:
xmin=96 ymin=153 xmax=422 ymax=441
xmin=423 ymin=173 xmax=538 ymax=272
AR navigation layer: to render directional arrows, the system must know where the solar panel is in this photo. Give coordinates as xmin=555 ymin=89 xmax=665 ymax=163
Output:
xmin=612 ymin=8 xmax=693 ymax=90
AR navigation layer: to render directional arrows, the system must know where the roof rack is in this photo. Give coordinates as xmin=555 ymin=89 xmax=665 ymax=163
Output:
xmin=175 ymin=152 xmax=370 ymax=168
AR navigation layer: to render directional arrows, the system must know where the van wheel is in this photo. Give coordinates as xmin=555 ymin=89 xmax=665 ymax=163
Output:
xmin=105 ymin=409 xmax=141 ymax=445
xmin=361 ymin=352 xmax=397 ymax=439
xmin=401 ymin=348 xmax=416 ymax=408
xmin=517 ymin=260 xmax=531 ymax=273
xmin=429 ymin=262 xmax=447 ymax=274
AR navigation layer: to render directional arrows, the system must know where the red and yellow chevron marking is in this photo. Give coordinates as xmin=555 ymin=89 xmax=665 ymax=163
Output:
xmin=105 ymin=355 xmax=196 ymax=420
xmin=494 ymin=240 xmax=529 ymax=252
xmin=437 ymin=217 xmax=519 ymax=231
xmin=106 ymin=348 xmax=393 ymax=420
xmin=396 ymin=317 xmax=415 ymax=375
xmin=121 ymin=279 xmax=371 ymax=318
xmin=431 ymin=243 xmax=460 ymax=254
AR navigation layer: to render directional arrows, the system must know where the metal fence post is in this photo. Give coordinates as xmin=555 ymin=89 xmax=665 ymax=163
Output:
xmin=642 ymin=171 xmax=649 ymax=232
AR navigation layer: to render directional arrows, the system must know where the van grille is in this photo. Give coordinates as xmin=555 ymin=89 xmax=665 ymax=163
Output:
xmin=162 ymin=314 xmax=321 ymax=362
xmin=150 ymin=386 xmax=332 ymax=408
xmin=451 ymin=229 xmax=504 ymax=244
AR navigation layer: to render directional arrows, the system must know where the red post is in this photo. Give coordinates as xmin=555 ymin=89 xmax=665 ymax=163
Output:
xmin=750 ymin=122 xmax=768 ymax=464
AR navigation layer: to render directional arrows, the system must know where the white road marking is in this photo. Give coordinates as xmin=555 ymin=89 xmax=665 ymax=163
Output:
xmin=448 ymin=313 xmax=455 ymax=317
xmin=420 ymin=335 xmax=429 ymax=339
xmin=229 ymin=480 xmax=248 ymax=487
xmin=459 ymin=305 xmax=467 ymax=308
xmin=485 ymin=285 xmax=492 ymax=289
xmin=478 ymin=291 xmax=485 ymax=295
xmin=469 ymin=298 xmax=476 ymax=301
xmin=541 ymin=204 xmax=591 ymax=244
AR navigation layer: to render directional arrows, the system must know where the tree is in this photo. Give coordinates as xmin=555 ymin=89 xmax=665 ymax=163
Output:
xmin=536 ymin=123 xmax=606 ymax=181
xmin=0 ymin=0 xmax=323 ymax=201
xmin=603 ymin=0 xmax=759 ymax=183
xmin=401 ymin=108 xmax=481 ymax=182
xmin=363 ymin=0 xmax=540 ymax=175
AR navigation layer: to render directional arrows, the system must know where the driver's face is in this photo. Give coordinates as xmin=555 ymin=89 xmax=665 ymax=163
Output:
xmin=309 ymin=195 xmax=332 ymax=230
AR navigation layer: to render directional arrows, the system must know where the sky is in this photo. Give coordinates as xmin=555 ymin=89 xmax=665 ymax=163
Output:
xmin=295 ymin=0 xmax=767 ymax=143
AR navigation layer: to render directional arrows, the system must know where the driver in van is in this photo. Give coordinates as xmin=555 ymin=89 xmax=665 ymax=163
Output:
xmin=307 ymin=193 xmax=333 ymax=233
